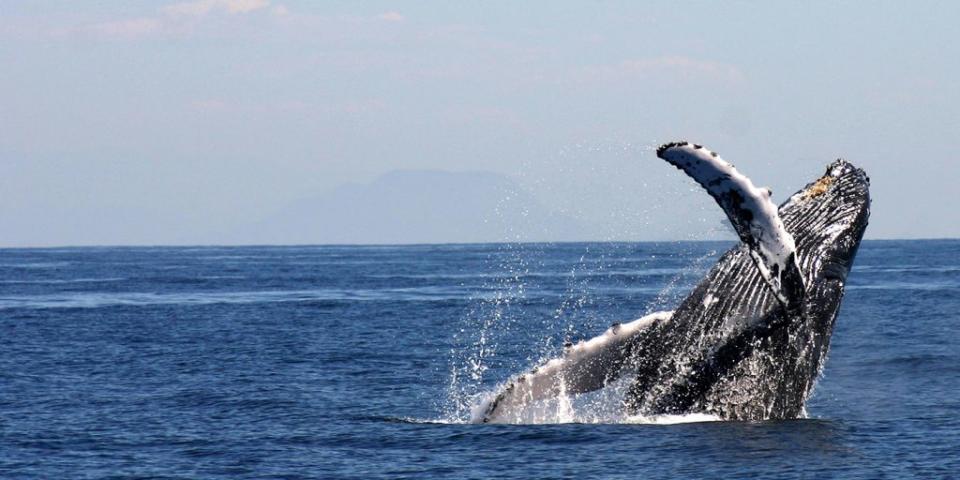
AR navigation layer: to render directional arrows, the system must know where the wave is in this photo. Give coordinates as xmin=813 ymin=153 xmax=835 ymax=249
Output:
xmin=383 ymin=413 xmax=722 ymax=426
xmin=854 ymin=265 xmax=960 ymax=273
xmin=0 ymin=277 xmax=126 ymax=285
xmin=0 ymin=262 xmax=72 ymax=269
xmin=0 ymin=287 xmax=481 ymax=310
xmin=0 ymin=283 xmax=682 ymax=310
xmin=847 ymin=282 xmax=959 ymax=291
xmin=364 ymin=268 xmax=692 ymax=281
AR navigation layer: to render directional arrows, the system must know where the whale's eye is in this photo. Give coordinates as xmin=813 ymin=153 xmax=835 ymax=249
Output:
xmin=821 ymin=262 xmax=849 ymax=282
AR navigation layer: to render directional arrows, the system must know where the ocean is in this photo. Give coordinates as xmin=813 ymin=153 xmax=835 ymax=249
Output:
xmin=2 ymin=240 xmax=958 ymax=478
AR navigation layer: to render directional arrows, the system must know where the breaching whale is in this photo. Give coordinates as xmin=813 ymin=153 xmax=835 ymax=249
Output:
xmin=474 ymin=142 xmax=870 ymax=423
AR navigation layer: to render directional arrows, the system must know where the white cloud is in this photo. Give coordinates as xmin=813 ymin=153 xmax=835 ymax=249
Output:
xmin=162 ymin=0 xmax=271 ymax=17
xmin=86 ymin=18 xmax=162 ymax=38
xmin=80 ymin=0 xmax=272 ymax=39
xmin=222 ymin=0 xmax=270 ymax=14
xmin=377 ymin=11 xmax=405 ymax=22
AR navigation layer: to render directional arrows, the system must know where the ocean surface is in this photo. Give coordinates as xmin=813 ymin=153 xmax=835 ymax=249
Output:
xmin=2 ymin=240 xmax=958 ymax=478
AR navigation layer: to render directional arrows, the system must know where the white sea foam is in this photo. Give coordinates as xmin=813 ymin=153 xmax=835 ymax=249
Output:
xmin=464 ymin=378 xmax=722 ymax=425
xmin=472 ymin=311 xmax=674 ymax=423
xmin=0 ymin=286 xmax=476 ymax=310
xmin=0 ymin=277 xmax=125 ymax=285
xmin=623 ymin=413 xmax=721 ymax=425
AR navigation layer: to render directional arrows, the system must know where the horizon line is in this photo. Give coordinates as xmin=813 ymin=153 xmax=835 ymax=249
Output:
xmin=1 ymin=237 xmax=957 ymax=250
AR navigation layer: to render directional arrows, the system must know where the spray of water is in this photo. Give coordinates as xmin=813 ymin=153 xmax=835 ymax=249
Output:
xmin=442 ymin=248 xmax=723 ymax=424
xmin=439 ymin=140 xmax=731 ymax=425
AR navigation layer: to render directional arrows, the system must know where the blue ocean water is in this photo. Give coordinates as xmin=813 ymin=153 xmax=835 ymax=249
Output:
xmin=1 ymin=240 xmax=958 ymax=478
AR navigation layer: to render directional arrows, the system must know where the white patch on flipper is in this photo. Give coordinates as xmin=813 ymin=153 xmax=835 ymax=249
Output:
xmin=655 ymin=142 xmax=804 ymax=307
xmin=473 ymin=311 xmax=674 ymax=423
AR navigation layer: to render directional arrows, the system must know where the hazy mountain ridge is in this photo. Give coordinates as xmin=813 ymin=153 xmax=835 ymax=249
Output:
xmin=241 ymin=170 xmax=587 ymax=245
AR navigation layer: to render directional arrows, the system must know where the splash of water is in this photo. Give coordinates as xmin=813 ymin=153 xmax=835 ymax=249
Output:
xmin=454 ymin=375 xmax=721 ymax=425
xmin=443 ymin=245 xmax=721 ymax=425
xmin=441 ymin=139 xmax=730 ymax=425
xmin=443 ymin=242 xmax=538 ymax=422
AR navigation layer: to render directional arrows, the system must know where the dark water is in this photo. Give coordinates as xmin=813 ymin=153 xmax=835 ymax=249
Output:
xmin=2 ymin=240 xmax=958 ymax=478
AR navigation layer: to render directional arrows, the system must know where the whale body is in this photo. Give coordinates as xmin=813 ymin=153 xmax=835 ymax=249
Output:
xmin=475 ymin=142 xmax=870 ymax=423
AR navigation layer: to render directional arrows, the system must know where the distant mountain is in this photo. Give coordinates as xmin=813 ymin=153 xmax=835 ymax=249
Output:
xmin=239 ymin=170 xmax=587 ymax=245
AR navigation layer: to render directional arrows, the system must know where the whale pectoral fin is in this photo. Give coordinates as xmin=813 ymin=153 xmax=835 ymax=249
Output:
xmin=656 ymin=142 xmax=806 ymax=309
xmin=473 ymin=311 xmax=673 ymax=423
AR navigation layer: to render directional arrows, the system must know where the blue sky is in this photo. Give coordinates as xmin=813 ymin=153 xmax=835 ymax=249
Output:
xmin=1 ymin=1 xmax=957 ymax=246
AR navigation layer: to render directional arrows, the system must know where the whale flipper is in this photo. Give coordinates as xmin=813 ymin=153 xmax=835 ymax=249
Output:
xmin=475 ymin=311 xmax=673 ymax=423
xmin=656 ymin=142 xmax=805 ymax=309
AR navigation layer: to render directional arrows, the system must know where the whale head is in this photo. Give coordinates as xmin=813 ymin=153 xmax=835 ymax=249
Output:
xmin=773 ymin=159 xmax=871 ymax=413
xmin=784 ymin=159 xmax=871 ymax=290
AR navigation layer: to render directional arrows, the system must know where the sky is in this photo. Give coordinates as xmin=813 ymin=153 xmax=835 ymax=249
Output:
xmin=1 ymin=1 xmax=958 ymax=246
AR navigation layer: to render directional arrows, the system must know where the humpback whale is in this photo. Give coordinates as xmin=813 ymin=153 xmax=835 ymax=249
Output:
xmin=474 ymin=142 xmax=870 ymax=423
